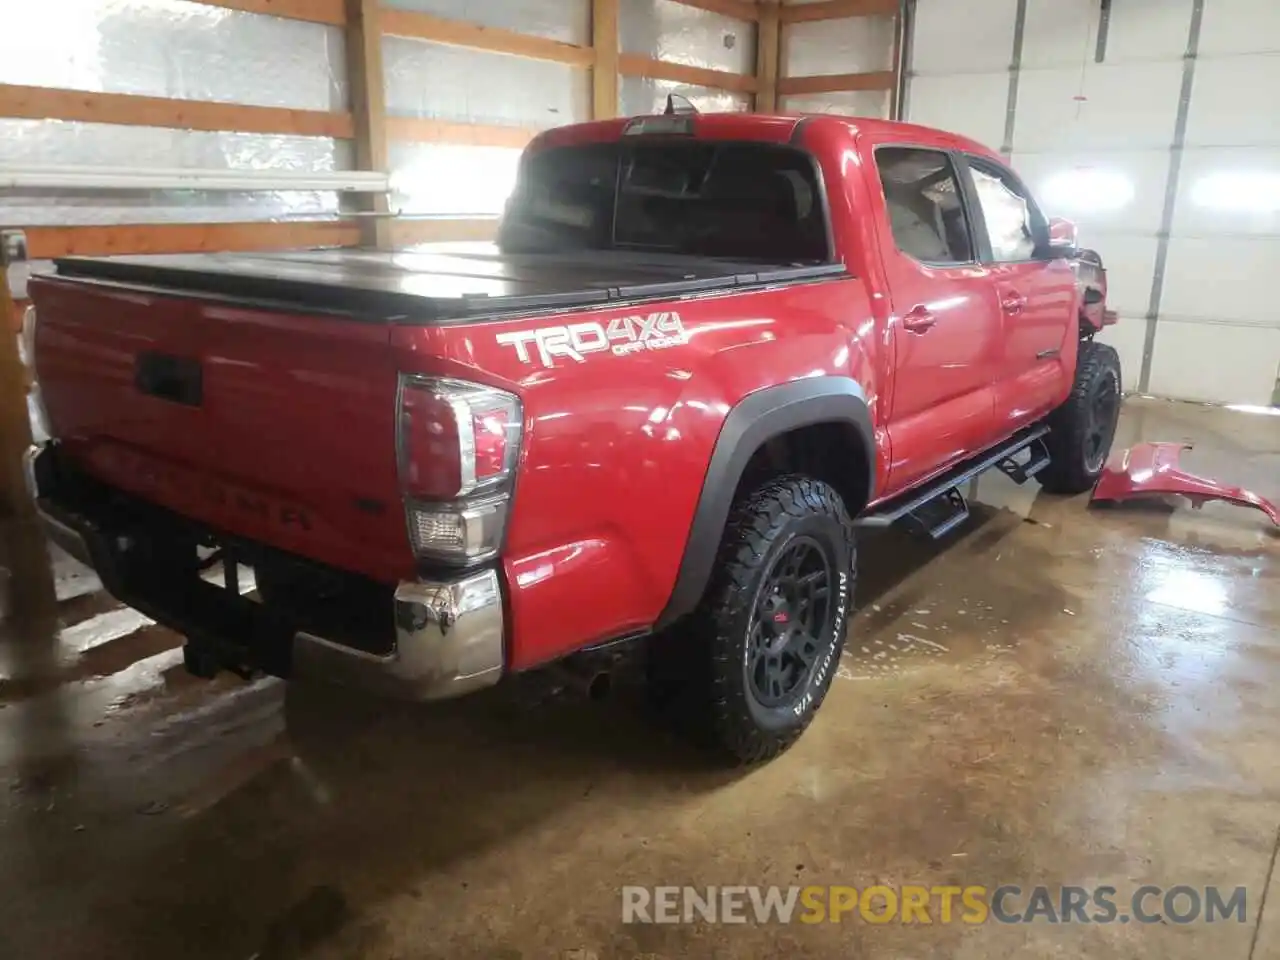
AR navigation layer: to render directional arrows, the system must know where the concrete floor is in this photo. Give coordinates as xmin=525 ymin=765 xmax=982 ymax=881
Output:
xmin=0 ymin=397 xmax=1277 ymax=960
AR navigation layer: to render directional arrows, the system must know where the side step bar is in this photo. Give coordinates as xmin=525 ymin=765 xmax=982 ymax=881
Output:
xmin=856 ymin=424 xmax=1051 ymax=539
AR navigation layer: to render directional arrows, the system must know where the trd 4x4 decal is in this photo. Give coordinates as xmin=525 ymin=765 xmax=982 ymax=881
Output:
xmin=496 ymin=312 xmax=687 ymax=368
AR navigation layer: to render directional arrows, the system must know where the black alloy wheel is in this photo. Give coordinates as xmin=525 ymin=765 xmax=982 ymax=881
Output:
xmin=1083 ymin=367 xmax=1120 ymax=475
xmin=747 ymin=536 xmax=834 ymax=708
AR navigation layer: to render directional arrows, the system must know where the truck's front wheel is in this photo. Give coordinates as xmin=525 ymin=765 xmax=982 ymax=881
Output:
xmin=1038 ymin=341 xmax=1123 ymax=494
xmin=696 ymin=476 xmax=855 ymax=763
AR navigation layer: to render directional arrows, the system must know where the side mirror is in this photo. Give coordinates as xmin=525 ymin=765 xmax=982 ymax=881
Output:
xmin=1046 ymin=217 xmax=1078 ymax=258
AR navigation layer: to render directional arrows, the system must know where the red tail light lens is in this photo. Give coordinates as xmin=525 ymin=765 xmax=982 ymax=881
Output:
xmin=397 ymin=376 xmax=522 ymax=564
xmin=398 ymin=376 xmax=522 ymax=500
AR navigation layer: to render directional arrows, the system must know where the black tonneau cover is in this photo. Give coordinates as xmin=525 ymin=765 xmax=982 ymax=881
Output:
xmin=53 ymin=247 xmax=849 ymax=323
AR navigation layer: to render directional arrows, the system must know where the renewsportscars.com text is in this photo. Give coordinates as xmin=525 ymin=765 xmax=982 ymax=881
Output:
xmin=621 ymin=884 xmax=1247 ymax=925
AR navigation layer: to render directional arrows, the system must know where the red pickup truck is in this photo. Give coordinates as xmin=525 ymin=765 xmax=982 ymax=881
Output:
xmin=22 ymin=112 xmax=1120 ymax=762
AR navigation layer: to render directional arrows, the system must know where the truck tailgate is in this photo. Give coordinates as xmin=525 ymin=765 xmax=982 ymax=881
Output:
xmin=31 ymin=276 xmax=413 ymax=584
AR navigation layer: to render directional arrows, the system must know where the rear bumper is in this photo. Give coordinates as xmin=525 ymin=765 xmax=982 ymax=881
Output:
xmin=23 ymin=444 xmax=505 ymax=701
xmin=291 ymin=573 xmax=504 ymax=700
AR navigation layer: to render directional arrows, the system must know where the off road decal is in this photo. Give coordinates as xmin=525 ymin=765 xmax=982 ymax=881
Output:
xmin=496 ymin=312 xmax=688 ymax=368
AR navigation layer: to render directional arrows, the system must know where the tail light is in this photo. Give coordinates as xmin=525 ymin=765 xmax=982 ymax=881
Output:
xmin=397 ymin=375 xmax=522 ymax=564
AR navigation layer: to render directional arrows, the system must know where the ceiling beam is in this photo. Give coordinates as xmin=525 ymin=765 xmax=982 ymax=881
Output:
xmin=777 ymin=70 xmax=895 ymax=95
xmin=0 ymin=83 xmax=352 ymax=138
xmin=780 ymin=0 xmax=897 ymax=23
xmin=671 ymin=0 xmax=759 ymax=21
xmin=192 ymin=0 xmax=346 ymax=24
xmin=381 ymin=9 xmax=595 ymax=67
xmin=22 ymin=221 xmax=361 ymax=259
xmin=618 ymin=54 xmax=758 ymax=94
xmin=386 ymin=117 xmax=538 ymax=148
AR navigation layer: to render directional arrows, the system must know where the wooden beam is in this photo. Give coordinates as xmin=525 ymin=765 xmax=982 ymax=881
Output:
xmin=670 ymin=0 xmax=759 ymax=21
xmin=193 ymin=0 xmax=346 ymax=24
xmin=755 ymin=1 xmax=781 ymax=112
xmin=22 ymin=221 xmax=360 ymax=259
xmin=390 ymin=218 xmax=500 ymax=246
xmin=618 ymin=54 xmax=757 ymax=94
xmin=777 ymin=70 xmax=895 ymax=95
xmin=387 ymin=117 xmax=537 ymax=148
xmin=345 ymin=0 xmax=391 ymax=249
xmin=381 ymin=9 xmax=595 ymax=67
xmin=592 ymin=0 xmax=620 ymax=119
xmin=779 ymin=0 xmax=898 ymax=22
xmin=0 ymin=84 xmax=353 ymax=138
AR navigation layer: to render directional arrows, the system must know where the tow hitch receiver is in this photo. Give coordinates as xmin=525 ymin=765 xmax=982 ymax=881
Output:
xmin=1091 ymin=442 xmax=1280 ymax=528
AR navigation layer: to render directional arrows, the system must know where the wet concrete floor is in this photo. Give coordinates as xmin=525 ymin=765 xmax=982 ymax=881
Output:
xmin=0 ymin=397 xmax=1277 ymax=959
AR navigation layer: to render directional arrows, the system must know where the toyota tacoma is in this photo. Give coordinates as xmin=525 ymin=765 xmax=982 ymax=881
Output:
xmin=22 ymin=112 xmax=1121 ymax=762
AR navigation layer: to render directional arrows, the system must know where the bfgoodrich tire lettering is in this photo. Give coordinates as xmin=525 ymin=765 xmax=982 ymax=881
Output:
xmin=701 ymin=475 xmax=855 ymax=763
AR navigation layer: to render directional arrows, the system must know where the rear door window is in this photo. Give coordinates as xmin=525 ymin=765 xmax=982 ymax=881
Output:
xmin=874 ymin=147 xmax=975 ymax=265
xmin=500 ymin=141 xmax=831 ymax=263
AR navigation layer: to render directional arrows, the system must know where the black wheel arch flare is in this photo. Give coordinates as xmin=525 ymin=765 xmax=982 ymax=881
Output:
xmin=656 ymin=376 xmax=875 ymax=628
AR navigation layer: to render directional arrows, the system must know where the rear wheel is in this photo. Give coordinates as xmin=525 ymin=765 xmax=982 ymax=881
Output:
xmin=692 ymin=476 xmax=855 ymax=763
xmin=1038 ymin=341 xmax=1122 ymax=494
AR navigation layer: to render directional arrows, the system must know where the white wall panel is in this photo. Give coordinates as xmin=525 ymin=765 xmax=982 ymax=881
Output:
xmin=1012 ymin=150 xmax=1171 ymax=235
xmin=1175 ymin=147 xmax=1280 ymax=237
xmin=383 ymin=38 xmax=590 ymax=129
xmin=1096 ymin=318 xmax=1149 ymax=393
xmin=780 ymin=91 xmax=889 ymax=119
xmin=619 ymin=77 xmax=749 ymax=115
xmin=911 ymin=0 xmax=1279 ymax=404
xmin=912 ymin=0 xmax=1016 ymax=75
xmin=1160 ymin=237 xmax=1280 ymax=326
xmin=783 ymin=16 xmax=894 ymax=77
xmin=1199 ymin=0 xmax=1280 ymax=56
xmin=1184 ymin=55 xmax=1280 ymax=147
xmin=1148 ymin=321 xmax=1280 ymax=405
xmin=1013 ymin=62 xmax=1182 ymax=152
xmin=620 ymin=0 xmax=754 ymax=75
xmin=0 ymin=0 xmax=347 ymax=111
xmin=383 ymin=0 xmax=590 ymax=45
xmin=1022 ymin=0 xmax=1191 ymax=70
xmin=907 ymin=73 xmax=1008 ymax=151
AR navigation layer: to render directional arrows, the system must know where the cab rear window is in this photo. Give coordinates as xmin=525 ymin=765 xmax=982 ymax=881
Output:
xmin=499 ymin=141 xmax=831 ymax=264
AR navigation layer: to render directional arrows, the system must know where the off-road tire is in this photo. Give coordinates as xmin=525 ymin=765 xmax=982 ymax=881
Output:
xmin=1038 ymin=341 xmax=1122 ymax=494
xmin=692 ymin=475 xmax=856 ymax=764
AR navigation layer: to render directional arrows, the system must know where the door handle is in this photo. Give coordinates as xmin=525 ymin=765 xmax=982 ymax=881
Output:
xmin=1001 ymin=292 xmax=1027 ymax=315
xmin=902 ymin=307 xmax=937 ymax=333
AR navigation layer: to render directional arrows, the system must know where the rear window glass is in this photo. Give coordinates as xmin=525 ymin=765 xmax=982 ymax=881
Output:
xmin=498 ymin=140 xmax=831 ymax=263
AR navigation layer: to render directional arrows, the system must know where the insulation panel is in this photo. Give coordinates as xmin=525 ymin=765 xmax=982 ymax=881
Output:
xmin=382 ymin=0 xmax=590 ymax=45
xmin=620 ymin=0 xmax=755 ymax=75
xmin=0 ymin=0 xmax=347 ymax=112
xmin=383 ymin=37 xmax=590 ymax=131
xmin=783 ymin=15 xmax=894 ymax=77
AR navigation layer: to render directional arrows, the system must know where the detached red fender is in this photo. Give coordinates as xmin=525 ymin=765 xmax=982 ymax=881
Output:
xmin=1091 ymin=442 xmax=1280 ymax=527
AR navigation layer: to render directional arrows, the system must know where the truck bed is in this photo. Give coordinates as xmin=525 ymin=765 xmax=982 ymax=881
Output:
xmin=52 ymin=248 xmax=847 ymax=323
